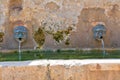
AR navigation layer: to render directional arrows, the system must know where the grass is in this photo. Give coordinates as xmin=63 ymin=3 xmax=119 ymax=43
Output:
xmin=0 ymin=49 xmax=120 ymax=61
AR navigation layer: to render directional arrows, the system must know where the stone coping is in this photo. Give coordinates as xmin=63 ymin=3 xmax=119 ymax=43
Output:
xmin=1 ymin=48 xmax=120 ymax=53
xmin=0 ymin=59 xmax=120 ymax=67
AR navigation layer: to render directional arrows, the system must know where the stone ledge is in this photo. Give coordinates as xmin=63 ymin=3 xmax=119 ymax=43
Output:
xmin=0 ymin=59 xmax=120 ymax=67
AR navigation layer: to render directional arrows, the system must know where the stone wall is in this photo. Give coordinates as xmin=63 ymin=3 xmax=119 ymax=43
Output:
xmin=0 ymin=60 xmax=120 ymax=80
xmin=0 ymin=0 xmax=120 ymax=49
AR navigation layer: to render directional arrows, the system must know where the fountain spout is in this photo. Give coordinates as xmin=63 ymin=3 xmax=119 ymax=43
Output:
xmin=14 ymin=26 xmax=27 ymax=60
xmin=92 ymin=24 xmax=107 ymax=56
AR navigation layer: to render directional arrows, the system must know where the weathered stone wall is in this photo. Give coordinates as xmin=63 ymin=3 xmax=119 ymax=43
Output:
xmin=0 ymin=0 xmax=120 ymax=49
xmin=0 ymin=60 xmax=120 ymax=80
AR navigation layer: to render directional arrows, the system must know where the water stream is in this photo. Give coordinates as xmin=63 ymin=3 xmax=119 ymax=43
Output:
xmin=101 ymin=39 xmax=106 ymax=56
xmin=18 ymin=41 xmax=21 ymax=61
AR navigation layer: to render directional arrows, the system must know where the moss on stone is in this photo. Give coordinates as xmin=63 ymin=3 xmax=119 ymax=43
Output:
xmin=0 ymin=32 xmax=4 ymax=37
xmin=34 ymin=28 xmax=45 ymax=48
xmin=0 ymin=32 xmax=4 ymax=42
xmin=65 ymin=38 xmax=70 ymax=45
xmin=53 ymin=31 xmax=64 ymax=43
xmin=48 ymin=26 xmax=73 ymax=45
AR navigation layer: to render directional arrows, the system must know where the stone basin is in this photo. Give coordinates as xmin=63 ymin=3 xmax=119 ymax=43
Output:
xmin=0 ymin=59 xmax=120 ymax=80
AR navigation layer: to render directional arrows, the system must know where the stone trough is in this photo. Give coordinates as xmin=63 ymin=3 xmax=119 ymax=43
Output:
xmin=0 ymin=59 xmax=120 ymax=80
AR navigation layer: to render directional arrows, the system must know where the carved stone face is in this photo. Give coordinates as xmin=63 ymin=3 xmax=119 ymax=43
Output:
xmin=14 ymin=26 xmax=27 ymax=42
xmin=92 ymin=24 xmax=106 ymax=40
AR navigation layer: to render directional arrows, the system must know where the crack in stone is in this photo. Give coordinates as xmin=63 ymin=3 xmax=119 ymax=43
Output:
xmin=46 ymin=64 xmax=51 ymax=80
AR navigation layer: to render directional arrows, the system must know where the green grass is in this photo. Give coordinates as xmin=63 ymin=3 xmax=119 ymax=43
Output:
xmin=0 ymin=49 xmax=120 ymax=61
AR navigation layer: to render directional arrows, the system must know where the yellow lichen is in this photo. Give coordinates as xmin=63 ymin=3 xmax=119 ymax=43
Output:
xmin=0 ymin=32 xmax=4 ymax=42
xmin=33 ymin=28 xmax=45 ymax=48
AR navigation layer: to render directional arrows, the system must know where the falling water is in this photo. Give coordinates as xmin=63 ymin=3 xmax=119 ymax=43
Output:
xmin=33 ymin=38 xmax=37 ymax=50
xmin=101 ymin=39 xmax=106 ymax=56
xmin=18 ymin=41 xmax=21 ymax=61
